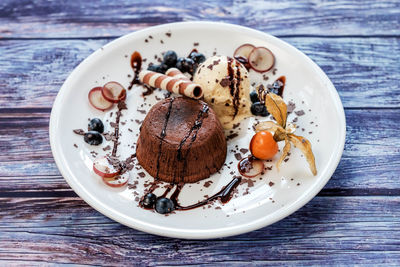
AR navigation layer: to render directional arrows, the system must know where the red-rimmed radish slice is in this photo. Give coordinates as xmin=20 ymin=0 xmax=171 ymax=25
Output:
xmin=93 ymin=156 xmax=120 ymax=178
xmin=102 ymin=81 xmax=127 ymax=103
xmin=102 ymin=172 xmax=130 ymax=187
xmin=238 ymin=156 xmax=264 ymax=178
xmin=88 ymin=87 xmax=113 ymax=111
xmin=248 ymin=47 xmax=275 ymax=73
xmin=234 ymin=43 xmax=255 ymax=59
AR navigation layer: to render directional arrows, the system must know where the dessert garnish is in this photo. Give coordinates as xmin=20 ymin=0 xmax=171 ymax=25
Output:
xmin=139 ymin=69 xmax=203 ymax=99
xmin=73 ymin=118 xmax=105 ymax=145
xmin=255 ymin=91 xmax=317 ymax=175
xmin=102 ymin=81 xmax=127 ymax=103
xmin=88 ymin=87 xmax=113 ymax=111
xmin=147 ymin=50 xmax=205 ymax=76
xmin=93 ymin=156 xmax=121 ymax=178
xmin=250 ymin=131 xmax=278 ymax=160
xmin=233 ymin=44 xmax=275 ymax=73
xmin=102 ymin=172 xmax=130 ymax=187
xmin=238 ymin=156 xmax=264 ymax=178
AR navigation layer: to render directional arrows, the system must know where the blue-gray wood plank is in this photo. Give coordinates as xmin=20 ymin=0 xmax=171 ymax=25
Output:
xmin=0 ymin=0 xmax=399 ymax=265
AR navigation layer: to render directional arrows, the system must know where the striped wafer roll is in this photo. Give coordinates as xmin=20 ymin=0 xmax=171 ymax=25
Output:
xmin=165 ymin=68 xmax=190 ymax=81
xmin=139 ymin=70 xmax=203 ymax=99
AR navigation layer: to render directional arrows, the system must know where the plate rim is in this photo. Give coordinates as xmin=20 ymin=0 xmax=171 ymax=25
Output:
xmin=49 ymin=21 xmax=346 ymax=239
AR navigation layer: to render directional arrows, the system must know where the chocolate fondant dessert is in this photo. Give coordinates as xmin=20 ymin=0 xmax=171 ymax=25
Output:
xmin=136 ymin=97 xmax=227 ymax=183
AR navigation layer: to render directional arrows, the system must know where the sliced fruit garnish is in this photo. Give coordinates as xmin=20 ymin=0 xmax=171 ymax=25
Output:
xmin=102 ymin=81 xmax=127 ymax=103
xmin=238 ymin=156 xmax=264 ymax=178
xmin=88 ymin=87 xmax=113 ymax=111
xmin=93 ymin=156 xmax=120 ymax=178
xmin=102 ymin=172 xmax=130 ymax=187
xmin=248 ymin=47 xmax=275 ymax=73
xmin=234 ymin=43 xmax=255 ymax=59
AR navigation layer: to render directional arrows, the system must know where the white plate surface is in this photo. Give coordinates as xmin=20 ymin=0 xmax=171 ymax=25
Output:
xmin=50 ymin=22 xmax=346 ymax=239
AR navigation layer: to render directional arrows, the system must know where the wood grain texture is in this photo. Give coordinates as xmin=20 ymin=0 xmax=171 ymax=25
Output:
xmin=0 ymin=109 xmax=399 ymax=193
xmin=1 ymin=37 xmax=400 ymax=109
xmin=0 ymin=0 xmax=399 ymax=38
xmin=0 ymin=197 xmax=399 ymax=265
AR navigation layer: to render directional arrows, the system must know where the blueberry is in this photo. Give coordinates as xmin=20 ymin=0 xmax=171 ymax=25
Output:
xmin=159 ymin=63 xmax=169 ymax=73
xmin=189 ymin=52 xmax=206 ymax=64
xmin=142 ymin=193 xmax=157 ymax=209
xmin=155 ymin=197 xmax=175 ymax=214
xmin=176 ymin=57 xmax=195 ymax=74
xmin=88 ymin=118 xmax=104 ymax=133
xmin=147 ymin=64 xmax=163 ymax=73
xmin=249 ymin=91 xmax=259 ymax=103
xmin=163 ymin=50 xmax=178 ymax=67
xmin=251 ymin=102 xmax=269 ymax=117
xmin=84 ymin=131 xmax=103 ymax=145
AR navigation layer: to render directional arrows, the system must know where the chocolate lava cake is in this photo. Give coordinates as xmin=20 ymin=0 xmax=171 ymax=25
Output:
xmin=136 ymin=97 xmax=227 ymax=183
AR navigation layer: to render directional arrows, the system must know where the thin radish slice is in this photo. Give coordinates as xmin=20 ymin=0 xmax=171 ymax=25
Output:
xmin=88 ymin=87 xmax=113 ymax=111
xmin=93 ymin=156 xmax=120 ymax=178
xmin=102 ymin=172 xmax=130 ymax=187
xmin=238 ymin=156 xmax=264 ymax=178
xmin=248 ymin=46 xmax=275 ymax=73
xmin=234 ymin=43 xmax=255 ymax=59
xmin=102 ymin=81 xmax=126 ymax=103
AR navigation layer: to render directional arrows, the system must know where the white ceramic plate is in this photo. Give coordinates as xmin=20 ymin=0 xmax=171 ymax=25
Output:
xmin=50 ymin=22 xmax=346 ymax=239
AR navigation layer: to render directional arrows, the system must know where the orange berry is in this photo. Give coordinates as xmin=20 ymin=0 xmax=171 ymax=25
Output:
xmin=250 ymin=131 xmax=278 ymax=160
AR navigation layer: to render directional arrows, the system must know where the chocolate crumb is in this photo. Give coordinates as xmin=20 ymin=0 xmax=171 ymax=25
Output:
xmin=240 ymin=148 xmax=249 ymax=154
xmin=226 ymin=133 xmax=239 ymax=140
xmin=234 ymin=153 xmax=242 ymax=161
xmin=193 ymin=42 xmax=199 ymax=46
xmin=165 ymin=32 xmax=172 ymax=37
xmin=73 ymin=129 xmax=85 ymax=135
xmin=103 ymin=145 xmax=111 ymax=151
xmin=269 ymin=181 xmax=274 ymax=187
xmin=138 ymin=172 xmax=146 ymax=178
xmin=137 ymin=109 xmax=146 ymax=114
xmin=145 ymin=39 xmax=148 ymax=43
xmin=73 ymin=143 xmax=78 ymax=148
xmin=295 ymin=110 xmax=305 ymax=116
xmin=287 ymin=101 xmax=296 ymax=113
xmin=203 ymin=181 xmax=213 ymax=188
xmin=118 ymin=101 xmax=128 ymax=110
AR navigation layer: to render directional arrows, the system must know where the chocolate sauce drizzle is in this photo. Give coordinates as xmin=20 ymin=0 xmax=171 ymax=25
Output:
xmin=111 ymin=101 xmax=127 ymax=157
xmin=227 ymin=57 xmax=241 ymax=118
xmin=177 ymin=103 xmax=209 ymax=183
xmin=171 ymin=176 xmax=241 ymax=210
xmin=177 ymin=103 xmax=209 ymax=160
xmin=128 ymin=51 xmax=142 ymax=90
xmin=155 ymin=98 xmax=175 ymax=179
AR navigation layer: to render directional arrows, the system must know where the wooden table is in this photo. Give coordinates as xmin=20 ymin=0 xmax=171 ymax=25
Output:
xmin=1 ymin=0 xmax=399 ymax=265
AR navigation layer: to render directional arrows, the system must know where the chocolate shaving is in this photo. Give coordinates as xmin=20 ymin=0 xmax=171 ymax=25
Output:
xmin=295 ymin=110 xmax=305 ymax=116
xmin=118 ymin=101 xmax=128 ymax=110
xmin=240 ymin=148 xmax=249 ymax=154
xmin=73 ymin=129 xmax=85 ymax=135
xmin=234 ymin=153 xmax=242 ymax=161
xmin=226 ymin=133 xmax=239 ymax=140
xmin=287 ymin=101 xmax=296 ymax=113
xmin=219 ymin=77 xmax=230 ymax=87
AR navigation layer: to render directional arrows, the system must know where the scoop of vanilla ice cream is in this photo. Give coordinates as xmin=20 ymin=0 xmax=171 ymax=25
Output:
xmin=193 ymin=56 xmax=252 ymax=129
